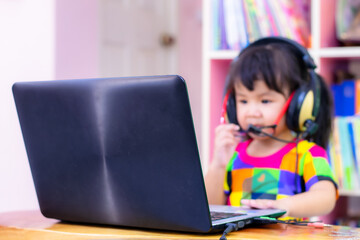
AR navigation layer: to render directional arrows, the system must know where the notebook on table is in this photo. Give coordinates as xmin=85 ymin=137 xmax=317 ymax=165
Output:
xmin=12 ymin=75 xmax=285 ymax=233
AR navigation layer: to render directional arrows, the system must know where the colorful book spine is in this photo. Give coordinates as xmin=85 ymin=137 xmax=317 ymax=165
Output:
xmin=337 ymin=117 xmax=356 ymax=190
xmin=263 ymin=0 xmax=279 ymax=36
xmin=233 ymin=0 xmax=249 ymax=49
xmin=268 ymin=1 xmax=287 ymax=37
xmin=328 ymin=116 xmax=360 ymax=191
xmin=245 ymin=0 xmax=262 ymax=41
xmin=348 ymin=118 xmax=359 ymax=189
xmin=355 ymin=80 xmax=360 ymax=115
xmin=242 ymin=0 xmax=255 ymax=43
xmin=253 ymin=0 xmax=272 ymax=37
xmin=331 ymin=118 xmax=343 ymax=188
xmin=331 ymin=79 xmax=357 ymax=116
xmin=331 ymin=83 xmax=344 ymax=116
xmin=218 ymin=0 xmax=228 ymax=49
xmin=223 ymin=0 xmax=240 ymax=50
xmin=342 ymin=80 xmax=356 ymax=116
xmin=327 ymin=135 xmax=337 ymax=180
xmin=212 ymin=0 xmax=311 ymax=50
xmin=348 ymin=119 xmax=357 ymax=168
xmin=212 ymin=0 xmax=221 ymax=50
xmin=353 ymin=118 xmax=360 ymax=178
xmin=278 ymin=0 xmax=301 ymax=41
xmin=291 ymin=0 xmax=311 ymax=47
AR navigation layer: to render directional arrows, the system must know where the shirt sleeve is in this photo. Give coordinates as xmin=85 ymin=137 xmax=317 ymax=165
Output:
xmin=302 ymin=144 xmax=339 ymax=198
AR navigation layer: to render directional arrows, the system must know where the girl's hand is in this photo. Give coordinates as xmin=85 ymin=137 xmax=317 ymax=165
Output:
xmin=241 ymin=199 xmax=289 ymax=217
xmin=211 ymin=124 xmax=241 ymax=169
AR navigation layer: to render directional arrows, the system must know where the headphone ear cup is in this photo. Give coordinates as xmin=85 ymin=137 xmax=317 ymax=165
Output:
xmin=286 ymin=89 xmax=302 ymax=133
xmin=286 ymin=86 xmax=316 ymax=133
xmin=226 ymin=92 xmax=239 ymax=125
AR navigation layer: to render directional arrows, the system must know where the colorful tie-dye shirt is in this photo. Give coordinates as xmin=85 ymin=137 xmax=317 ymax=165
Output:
xmin=224 ymin=139 xmax=338 ymax=206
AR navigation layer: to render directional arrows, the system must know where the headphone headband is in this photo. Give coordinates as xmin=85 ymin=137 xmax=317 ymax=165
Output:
xmin=249 ymin=36 xmax=317 ymax=70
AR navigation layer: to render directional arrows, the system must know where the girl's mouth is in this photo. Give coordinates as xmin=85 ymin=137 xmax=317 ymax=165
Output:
xmin=246 ymin=124 xmax=277 ymax=136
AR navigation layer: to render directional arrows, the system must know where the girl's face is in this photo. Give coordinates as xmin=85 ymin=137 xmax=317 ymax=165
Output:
xmin=234 ymin=79 xmax=292 ymax=140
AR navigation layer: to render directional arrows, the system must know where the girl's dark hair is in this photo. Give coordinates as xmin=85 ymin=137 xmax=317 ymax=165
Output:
xmin=225 ymin=42 xmax=333 ymax=149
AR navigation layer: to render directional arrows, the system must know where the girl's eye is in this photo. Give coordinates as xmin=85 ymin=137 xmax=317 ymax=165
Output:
xmin=239 ymin=100 xmax=247 ymax=104
xmin=261 ymin=99 xmax=271 ymax=104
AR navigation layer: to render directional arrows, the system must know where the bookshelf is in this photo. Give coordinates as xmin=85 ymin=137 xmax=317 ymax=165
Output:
xmin=201 ymin=0 xmax=360 ymax=201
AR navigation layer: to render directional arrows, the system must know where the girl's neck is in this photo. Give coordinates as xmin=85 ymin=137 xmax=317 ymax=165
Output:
xmin=246 ymin=130 xmax=295 ymax=157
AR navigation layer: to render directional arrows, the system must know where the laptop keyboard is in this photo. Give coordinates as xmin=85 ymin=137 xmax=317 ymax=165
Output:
xmin=210 ymin=211 xmax=245 ymax=221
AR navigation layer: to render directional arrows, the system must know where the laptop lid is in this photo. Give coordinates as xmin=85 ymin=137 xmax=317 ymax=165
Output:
xmin=13 ymin=75 xmax=214 ymax=232
xmin=12 ymin=75 xmax=285 ymax=233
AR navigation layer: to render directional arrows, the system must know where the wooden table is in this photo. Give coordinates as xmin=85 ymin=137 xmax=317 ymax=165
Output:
xmin=0 ymin=210 xmax=359 ymax=239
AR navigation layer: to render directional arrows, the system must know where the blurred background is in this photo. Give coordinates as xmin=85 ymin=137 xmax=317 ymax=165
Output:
xmin=0 ymin=0 xmax=202 ymax=212
xmin=2 ymin=0 xmax=360 ymax=227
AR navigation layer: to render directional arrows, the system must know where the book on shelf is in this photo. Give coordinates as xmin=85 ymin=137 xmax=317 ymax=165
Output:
xmin=356 ymin=80 xmax=360 ymax=114
xmin=211 ymin=0 xmax=311 ymax=50
xmin=331 ymin=79 xmax=360 ymax=116
xmin=328 ymin=116 xmax=360 ymax=191
xmin=338 ymin=118 xmax=356 ymax=190
xmin=223 ymin=0 xmax=241 ymax=50
xmin=353 ymin=118 xmax=360 ymax=179
xmin=328 ymin=121 xmax=343 ymax=189
xmin=335 ymin=0 xmax=360 ymax=44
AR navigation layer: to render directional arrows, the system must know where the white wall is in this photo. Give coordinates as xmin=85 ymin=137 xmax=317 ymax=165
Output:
xmin=178 ymin=0 xmax=202 ymax=155
xmin=0 ymin=0 xmax=55 ymax=212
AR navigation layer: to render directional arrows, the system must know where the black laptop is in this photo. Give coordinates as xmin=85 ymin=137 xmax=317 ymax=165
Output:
xmin=12 ymin=75 xmax=285 ymax=233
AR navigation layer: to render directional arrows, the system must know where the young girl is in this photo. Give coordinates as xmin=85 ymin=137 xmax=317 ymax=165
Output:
xmin=205 ymin=37 xmax=338 ymax=218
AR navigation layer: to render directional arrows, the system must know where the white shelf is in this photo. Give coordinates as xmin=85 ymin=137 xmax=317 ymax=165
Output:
xmin=339 ymin=189 xmax=360 ymax=197
xmin=319 ymin=47 xmax=360 ymax=58
xmin=207 ymin=50 xmax=238 ymax=60
xmin=206 ymin=47 xmax=360 ymax=61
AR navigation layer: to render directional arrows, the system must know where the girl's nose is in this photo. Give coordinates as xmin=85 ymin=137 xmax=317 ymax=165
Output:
xmin=244 ymin=105 xmax=262 ymax=117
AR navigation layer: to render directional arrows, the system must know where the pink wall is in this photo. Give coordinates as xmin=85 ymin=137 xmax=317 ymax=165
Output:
xmin=178 ymin=0 xmax=203 ymax=147
xmin=209 ymin=60 xmax=232 ymax=161
xmin=55 ymin=0 xmax=99 ymax=79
